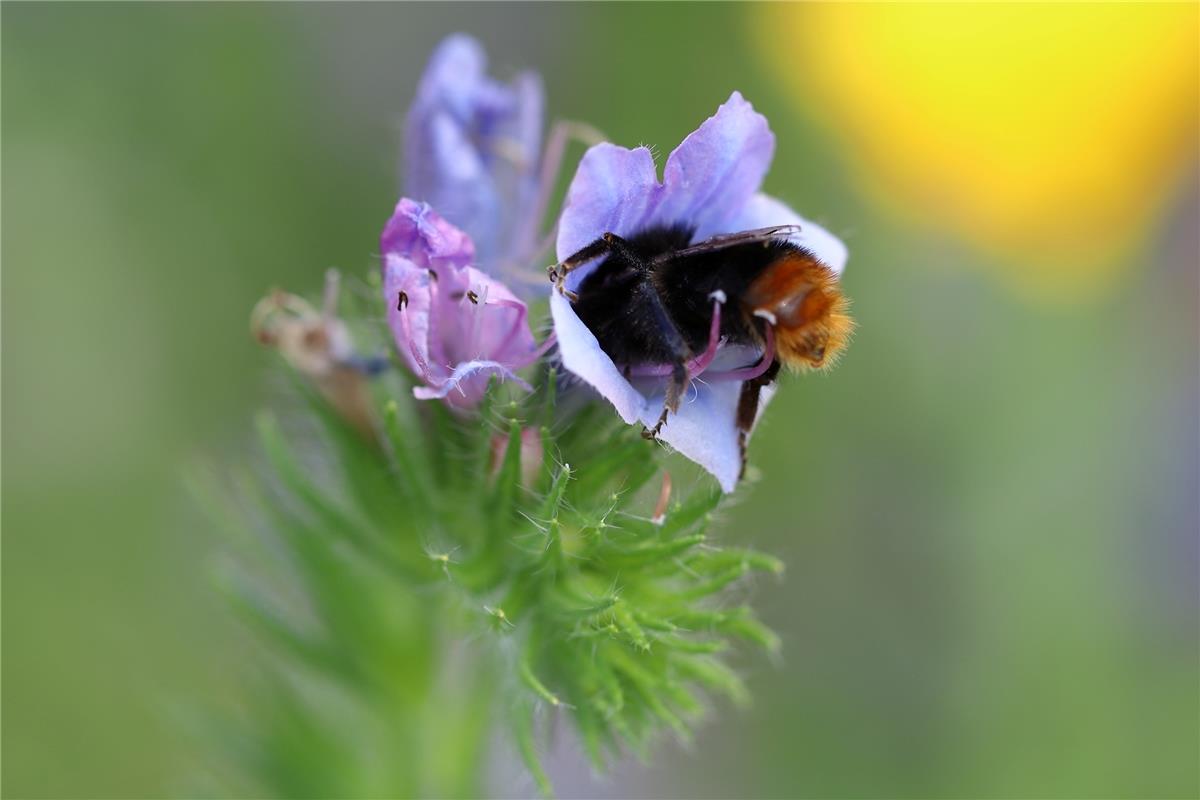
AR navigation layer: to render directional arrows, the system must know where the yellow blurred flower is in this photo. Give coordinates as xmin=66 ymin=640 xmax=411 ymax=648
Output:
xmin=757 ymin=3 xmax=1198 ymax=301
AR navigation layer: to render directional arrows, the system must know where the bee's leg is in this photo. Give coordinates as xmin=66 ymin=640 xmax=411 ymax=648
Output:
xmin=735 ymin=360 xmax=782 ymax=479
xmin=547 ymin=237 xmax=609 ymax=298
xmin=635 ymin=275 xmax=692 ymax=440
xmin=642 ymin=360 xmax=688 ymax=440
xmin=548 ymin=233 xmax=640 ymax=299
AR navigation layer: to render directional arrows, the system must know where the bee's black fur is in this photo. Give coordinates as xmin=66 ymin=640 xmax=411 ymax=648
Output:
xmin=570 ymin=224 xmax=807 ymax=368
xmin=560 ymin=222 xmax=830 ymax=462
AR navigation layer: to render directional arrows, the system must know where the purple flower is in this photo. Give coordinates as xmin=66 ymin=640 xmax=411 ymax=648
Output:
xmin=549 ymin=92 xmax=848 ymax=492
xmin=404 ymin=34 xmax=543 ymax=273
xmin=382 ymin=198 xmax=550 ymax=410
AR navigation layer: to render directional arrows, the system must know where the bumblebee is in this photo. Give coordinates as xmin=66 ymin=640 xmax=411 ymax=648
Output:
xmin=550 ymin=224 xmax=853 ymax=466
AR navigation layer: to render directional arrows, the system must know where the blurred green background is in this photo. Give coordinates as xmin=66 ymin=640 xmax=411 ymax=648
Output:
xmin=4 ymin=3 xmax=1197 ymax=798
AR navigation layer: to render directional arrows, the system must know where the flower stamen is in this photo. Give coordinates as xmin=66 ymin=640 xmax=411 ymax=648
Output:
xmin=485 ymin=295 xmax=532 ymax=357
xmin=628 ymin=294 xmax=725 ymax=380
xmin=709 ymin=325 xmax=777 ymax=383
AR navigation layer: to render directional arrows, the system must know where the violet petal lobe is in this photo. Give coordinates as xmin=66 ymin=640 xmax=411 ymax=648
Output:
xmin=381 ymin=197 xmax=475 ymax=270
xmin=555 ymin=91 xmax=777 ymax=261
xmin=404 ymin=34 xmax=543 ymax=269
xmin=656 ymin=91 xmax=776 ymax=241
xmin=555 ymin=143 xmax=661 ymax=261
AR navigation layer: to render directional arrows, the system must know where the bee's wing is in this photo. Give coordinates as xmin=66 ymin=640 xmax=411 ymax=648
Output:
xmin=648 ymin=225 xmax=802 ymax=265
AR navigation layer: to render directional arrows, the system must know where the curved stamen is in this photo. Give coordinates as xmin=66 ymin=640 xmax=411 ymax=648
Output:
xmin=628 ymin=295 xmax=724 ymax=378
xmin=471 ymin=294 xmax=555 ymax=371
xmin=685 ymin=294 xmax=725 ymax=379
xmin=707 ymin=324 xmax=776 ymax=382
xmin=484 ymin=295 xmax=531 ymax=357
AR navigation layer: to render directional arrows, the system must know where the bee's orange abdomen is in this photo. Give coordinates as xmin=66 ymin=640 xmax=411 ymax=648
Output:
xmin=743 ymin=252 xmax=854 ymax=370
